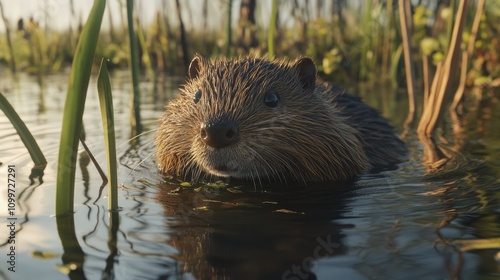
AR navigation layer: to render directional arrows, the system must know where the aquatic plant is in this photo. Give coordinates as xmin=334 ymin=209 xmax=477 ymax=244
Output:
xmin=268 ymin=0 xmax=277 ymax=59
xmin=0 ymin=92 xmax=46 ymax=169
xmin=56 ymin=0 xmax=105 ymax=216
xmin=417 ymin=0 xmax=468 ymax=139
xmin=0 ymin=1 xmax=16 ymax=73
xmin=225 ymin=0 xmax=233 ymax=57
xmin=398 ymin=0 xmax=416 ymax=129
xmin=97 ymin=58 xmax=119 ymax=211
xmin=127 ymin=0 xmax=142 ymax=136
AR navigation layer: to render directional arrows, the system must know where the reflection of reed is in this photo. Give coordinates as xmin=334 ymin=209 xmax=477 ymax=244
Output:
xmin=420 ymin=87 xmax=495 ymax=174
xmin=78 ymin=149 xmax=96 ymax=221
xmin=102 ymin=212 xmax=120 ymax=279
xmin=56 ymin=215 xmax=87 ymax=280
xmin=422 ymin=95 xmax=500 ymax=277
xmin=418 ymin=136 xmax=447 ymax=170
xmin=0 ymin=172 xmax=43 ymax=248
xmin=81 ymin=206 xmax=106 ymax=254
xmin=434 ymin=211 xmax=463 ymax=280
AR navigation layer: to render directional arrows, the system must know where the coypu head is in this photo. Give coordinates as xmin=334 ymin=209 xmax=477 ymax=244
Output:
xmin=156 ymin=56 xmax=369 ymax=183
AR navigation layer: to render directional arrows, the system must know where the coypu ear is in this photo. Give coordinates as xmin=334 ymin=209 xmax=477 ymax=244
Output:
xmin=295 ymin=57 xmax=316 ymax=90
xmin=188 ymin=56 xmax=202 ymax=79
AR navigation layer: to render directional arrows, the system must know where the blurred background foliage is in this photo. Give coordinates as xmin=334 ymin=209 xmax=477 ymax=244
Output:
xmin=0 ymin=0 xmax=499 ymax=90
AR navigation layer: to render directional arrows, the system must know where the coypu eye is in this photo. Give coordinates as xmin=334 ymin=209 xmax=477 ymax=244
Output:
xmin=264 ymin=91 xmax=280 ymax=108
xmin=193 ymin=90 xmax=202 ymax=104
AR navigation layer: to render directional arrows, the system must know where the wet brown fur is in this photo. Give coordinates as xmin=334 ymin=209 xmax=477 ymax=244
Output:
xmin=155 ymin=56 xmax=406 ymax=183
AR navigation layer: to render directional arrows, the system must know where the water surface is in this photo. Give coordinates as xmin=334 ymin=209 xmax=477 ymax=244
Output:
xmin=1 ymin=70 xmax=500 ymax=280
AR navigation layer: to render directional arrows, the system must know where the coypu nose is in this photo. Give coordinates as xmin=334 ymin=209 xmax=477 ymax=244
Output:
xmin=200 ymin=116 xmax=239 ymax=148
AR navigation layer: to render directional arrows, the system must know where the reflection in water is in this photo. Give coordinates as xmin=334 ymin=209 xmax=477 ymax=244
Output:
xmin=416 ymin=89 xmax=499 ymax=176
xmin=102 ymin=212 xmax=120 ymax=279
xmin=56 ymin=215 xmax=86 ymax=280
xmin=1 ymin=72 xmax=500 ymax=279
xmin=157 ymin=183 xmax=353 ymax=279
xmin=79 ymin=150 xmax=92 ymax=208
xmin=28 ymin=165 xmax=45 ymax=185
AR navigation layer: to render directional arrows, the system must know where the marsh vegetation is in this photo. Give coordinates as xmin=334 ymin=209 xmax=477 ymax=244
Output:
xmin=1 ymin=1 xmax=500 ymax=279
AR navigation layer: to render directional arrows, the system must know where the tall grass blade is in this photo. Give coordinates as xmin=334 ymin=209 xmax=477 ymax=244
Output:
xmin=359 ymin=0 xmax=373 ymax=80
xmin=56 ymin=0 xmax=106 ymax=216
xmin=0 ymin=2 xmax=16 ymax=73
xmin=174 ymin=0 xmax=189 ymax=73
xmin=225 ymin=0 xmax=233 ymax=57
xmin=268 ymin=0 xmax=277 ymax=58
xmin=0 ymin=92 xmax=47 ymax=168
xmin=97 ymin=58 xmax=118 ymax=211
xmin=127 ymin=0 xmax=142 ymax=135
xmin=136 ymin=18 xmax=155 ymax=80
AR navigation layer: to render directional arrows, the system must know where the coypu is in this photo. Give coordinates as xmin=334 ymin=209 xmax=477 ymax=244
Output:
xmin=155 ymin=56 xmax=406 ymax=182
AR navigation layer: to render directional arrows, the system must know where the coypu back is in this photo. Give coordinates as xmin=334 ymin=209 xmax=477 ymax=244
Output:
xmin=155 ymin=56 xmax=406 ymax=183
xmin=321 ymin=83 xmax=407 ymax=169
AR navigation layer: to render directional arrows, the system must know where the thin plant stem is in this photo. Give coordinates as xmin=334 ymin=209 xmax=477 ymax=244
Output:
xmin=97 ymin=58 xmax=118 ymax=211
xmin=398 ymin=0 xmax=416 ymax=128
xmin=127 ymin=0 xmax=142 ymax=136
xmin=268 ymin=0 xmax=277 ymax=58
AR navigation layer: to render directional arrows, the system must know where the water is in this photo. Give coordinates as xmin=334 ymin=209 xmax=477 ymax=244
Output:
xmin=1 ymin=70 xmax=500 ymax=280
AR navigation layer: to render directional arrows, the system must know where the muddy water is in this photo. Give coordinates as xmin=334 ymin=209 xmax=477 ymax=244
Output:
xmin=1 ymin=70 xmax=500 ymax=280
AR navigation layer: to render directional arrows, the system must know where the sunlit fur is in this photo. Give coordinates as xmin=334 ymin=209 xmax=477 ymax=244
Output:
xmin=155 ymin=56 xmax=403 ymax=183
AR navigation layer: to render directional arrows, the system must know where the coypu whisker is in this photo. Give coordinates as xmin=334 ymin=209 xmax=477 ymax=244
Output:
xmin=250 ymin=144 xmax=305 ymax=184
xmin=121 ymin=128 xmax=159 ymax=146
xmin=246 ymin=145 xmax=286 ymax=185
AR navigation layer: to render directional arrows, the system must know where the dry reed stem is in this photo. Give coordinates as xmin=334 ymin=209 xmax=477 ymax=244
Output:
xmin=418 ymin=0 xmax=468 ymax=137
xmin=398 ymin=0 xmax=416 ymax=129
xmin=451 ymin=0 xmax=485 ymax=111
xmin=422 ymin=55 xmax=430 ymax=109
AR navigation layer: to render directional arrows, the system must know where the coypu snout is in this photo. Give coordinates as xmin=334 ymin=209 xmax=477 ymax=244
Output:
xmin=200 ymin=115 xmax=239 ymax=148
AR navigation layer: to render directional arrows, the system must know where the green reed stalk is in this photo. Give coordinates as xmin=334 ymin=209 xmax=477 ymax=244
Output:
xmin=0 ymin=2 xmax=16 ymax=73
xmin=359 ymin=0 xmax=373 ymax=80
xmin=268 ymin=0 xmax=277 ymax=58
xmin=56 ymin=0 xmax=105 ymax=216
xmin=136 ymin=18 xmax=155 ymax=80
xmin=0 ymin=92 xmax=46 ymax=168
xmin=97 ymin=58 xmax=118 ymax=211
xmin=127 ymin=0 xmax=142 ymax=135
xmin=225 ymin=0 xmax=232 ymax=57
